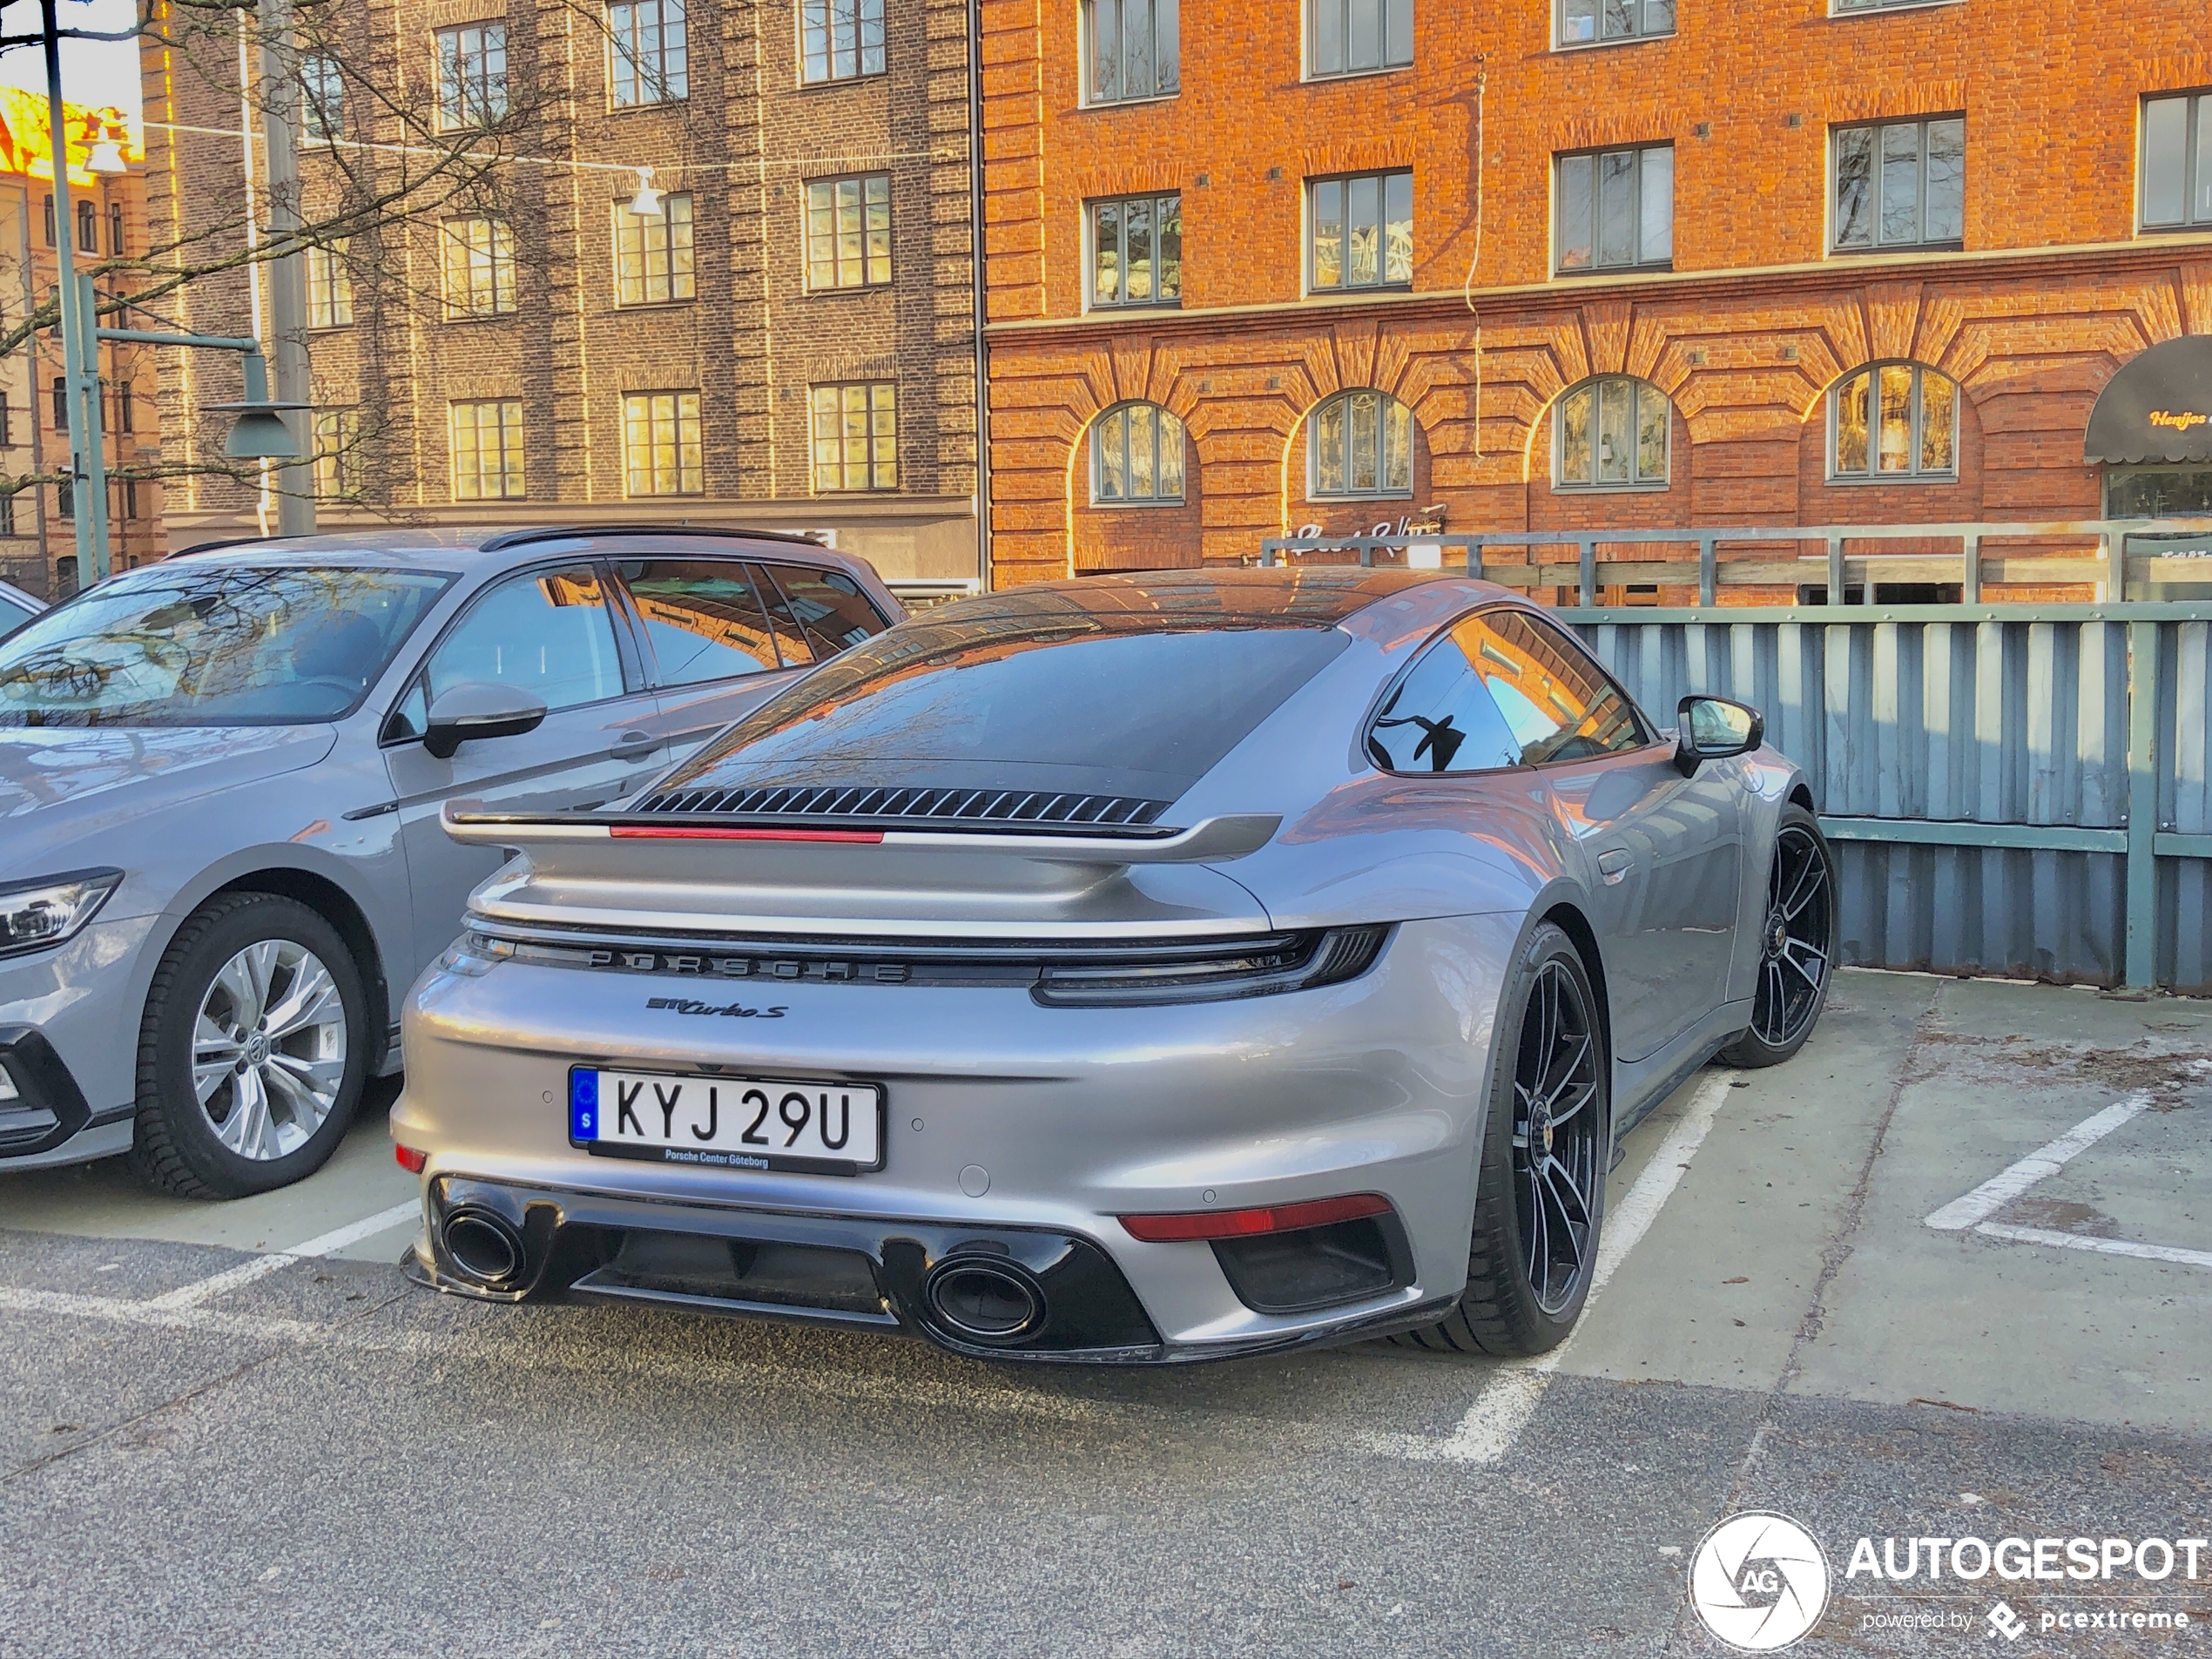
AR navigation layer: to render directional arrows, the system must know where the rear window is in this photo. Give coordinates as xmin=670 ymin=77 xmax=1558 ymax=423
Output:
xmin=658 ymin=624 xmax=1350 ymax=806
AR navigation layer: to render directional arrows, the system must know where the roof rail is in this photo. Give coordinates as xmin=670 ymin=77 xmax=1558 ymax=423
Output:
xmin=476 ymin=523 xmax=831 ymax=554
xmin=172 ymin=533 xmax=282 ymax=556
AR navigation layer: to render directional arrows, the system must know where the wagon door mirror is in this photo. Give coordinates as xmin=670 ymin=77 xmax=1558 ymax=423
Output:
xmin=423 ymin=682 xmax=550 ymax=760
xmin=1675 ymin=696 xmax=1764 ymax=777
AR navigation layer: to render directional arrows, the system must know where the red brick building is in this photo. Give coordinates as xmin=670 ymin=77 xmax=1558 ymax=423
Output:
xmin=977 ymin=0 xmax=2212 ymax=594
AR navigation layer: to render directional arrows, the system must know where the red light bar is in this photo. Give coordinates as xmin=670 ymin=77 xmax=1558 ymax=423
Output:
xmin=395 ymin=1144 xmax=428 ymax=1174
xmin=608 ymin=826 xmax=884 ymax=844
xmin=1118 ymin=1192 xmax=1392 ymax=1243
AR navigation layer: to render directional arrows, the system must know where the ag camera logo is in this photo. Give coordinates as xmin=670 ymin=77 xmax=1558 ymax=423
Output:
xmin=1689 ymin=1511 xmax=1831 ymax=1651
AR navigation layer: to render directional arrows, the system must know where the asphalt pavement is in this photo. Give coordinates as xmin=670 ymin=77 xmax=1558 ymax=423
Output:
xmin=2 ymin=968 xmax=2208 ymax=1658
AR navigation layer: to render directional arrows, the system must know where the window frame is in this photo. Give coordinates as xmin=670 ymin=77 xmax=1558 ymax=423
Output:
xmin=613 ymin=191 xmax=696 ymax=306
xmin=622 ymin=389 xmax=706 ymax=497
xmin=313 ymin=408 xmax=362 ymax=499
xmin=2141 ymin=90 xmax=2212 ymax=233
xmin=302 ymin=51 xmax=344 ymax=142
xmin=448 ymin=398 xmax=527 ymax=502
xmin=306 ymin=241 xmax=354 ymax=330
xmin=1305 ymin=0 xmax=1413 ymax=81
xmin=1830 ymin=0 xmax=1965 ymax=14
xmin=1307 ymin=388 xmax=1414 ymax=501
xmin=1086 ymin=192 xmax=1183 ymax=310
xmin=1825 ymin=361 xmax=1960 ymax=485
xmin=799 ymin=0 xmax=887 ymax=85
xmin=803 ymin=173 xmax=894 ymax=293
xmin=1081 ymin=0 xmax=1180 ymax=107
xmin=1089 ymin=401 xmax=1187 ymax=506
xmin=608 ymin=0 xmax=689 ymax=107
xmin=1829 ymin=113 xmax=1966 ymax=254
xmin=1552 ymin=141 xmax=1674 ymax=275
xmin=1305 ymin=169 xmax=1414 ymax=294
xmin=808 ymin=381 xmax=899 ymax=494
xmin=1554 ymin=0 xmax=1675 ymax=50
xmin=1362 ymin=604 xmax=1654 ymax=778
xmin=439 ymin=216 xmax=518 ymax=319
xmin=435 ymin=23 xmax=509 ymax=131
xmin=1553 ymin=376 xmax=1672 ymax=492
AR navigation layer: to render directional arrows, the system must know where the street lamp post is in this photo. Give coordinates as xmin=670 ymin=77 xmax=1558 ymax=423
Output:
xmin=40 ymin=0 xmax=108 ymax=590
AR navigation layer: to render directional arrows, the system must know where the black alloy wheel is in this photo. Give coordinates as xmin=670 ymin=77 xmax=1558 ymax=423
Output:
xmin=1511 ymin=958 xmax=1605 ymax=1317
xmin=1721 ymin=804 xmax=1838 ymax=1069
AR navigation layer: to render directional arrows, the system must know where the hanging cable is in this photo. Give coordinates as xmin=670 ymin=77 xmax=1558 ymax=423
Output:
xmin=1461 ymin=56 xmax=1487 ymax=462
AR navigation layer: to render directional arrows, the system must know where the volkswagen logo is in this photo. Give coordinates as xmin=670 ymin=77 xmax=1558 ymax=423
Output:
xmin=1689 ymin=1511 xmax=1831 ymax=1652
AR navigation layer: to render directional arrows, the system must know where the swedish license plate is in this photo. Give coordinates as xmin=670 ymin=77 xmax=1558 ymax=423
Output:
xmin=569 ymin=1067 xmax=883 ymax=1175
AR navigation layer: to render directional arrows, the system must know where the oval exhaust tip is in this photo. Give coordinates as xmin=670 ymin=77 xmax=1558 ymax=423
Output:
xmin=441 ymin=1209 xmax=524 ymax=1287
xmin=922 ymin=1258 xmax=1045 ymax=1345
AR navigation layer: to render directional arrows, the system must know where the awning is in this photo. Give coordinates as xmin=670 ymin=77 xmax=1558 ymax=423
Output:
xmin=2086 ymin=335 xmax=2212 ymax=464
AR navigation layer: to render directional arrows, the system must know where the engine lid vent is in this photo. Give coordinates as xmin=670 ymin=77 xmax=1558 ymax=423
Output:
xmin=631 ymin=784 xmax=1170 ymax=827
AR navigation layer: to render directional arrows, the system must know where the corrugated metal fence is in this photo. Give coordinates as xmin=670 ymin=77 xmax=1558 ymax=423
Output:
xmin=1258 ymin=523 xmax=2212 ymax=993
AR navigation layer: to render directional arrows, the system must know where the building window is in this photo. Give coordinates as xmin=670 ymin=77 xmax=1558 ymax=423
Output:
xmin=0 ymin=491 xmax=12 ymax=536
xmin=2143 ymin=91 xmax=2212 ymax=231
xmin=624 ymin=391 xmax=705 ymax=496
xmin=615 ymin=192 xmax=694 ymax=303
xmin=108 ymin=202 xmax=124 ymax=255
xmin=1829 ymin=363 xmax=1957 ymax=482
xmin=441 ymin=217 xmax=516 ymax=317
xmin=77 ymin=200 xmax=97 ymax=253
xmin=1558 ymin=0 xmax=1673 ymax=44
xmin=610 ymin=0 xmax=687 ymax=105
xmin=117 ymin=383 xmax=133 ymax=433
xmin=2107 ymin=467 xmax=2212 ymax=518
xmin=42 ymin=194 xmax=52 ymax=247
xmin=436 ymin=24 xmax=509 ymax=129
xmin=1089 ymin=193 xmax=1180 ymax=307
xmin=0 ymin=390 xmax=11 ymax=448
xmin=450 ymin=400 xmax=525 ymax=500
xmin=302 ymin=51 xmax=344 ymax=141
xmin=1554 ymin=144 xmax=1672 ymax=273
xmin=800 ymin=0 xmax=885 ymax=84
xmin=1832 ymin=0 xmax=1951 ymax=10
xmin=1307 ymin=0 xmax=1411 ymax=78
xmin=306 ymin=242 xmax=354 ymax=328
xmin=1085 ymin=0 xmax=1177 ymax=104
xmin=1832 ymin=116 xmax=1964 ymax=252
xmin=1309 ymin=389 xmax=1412 ymax=498
xmin=1555 ymin=377 xmax=1669 ymax=489
xmin=804 ymin=175 xmax=891 ymax=290
xmin=1309 ymin=171 xmax=1412 ymax=291
xmin=51 ymin=376 xmax=66 ymax=430
xmin=314 ymin=408 xmax=361 ymax=498
xmin=809 ymin=383 xmax=897 ymax=492
xmin=1091 ymin=401 xmax=1184 ymax=503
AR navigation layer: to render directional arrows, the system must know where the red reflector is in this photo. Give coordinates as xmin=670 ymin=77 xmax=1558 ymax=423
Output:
xmin=394 ymin=1144 xmax=428 ymax=1174
xmin=608 ymin=826 xmax=884 ymax=844
xmin=1118 ymin=1192 xmax=1392 ymax=1244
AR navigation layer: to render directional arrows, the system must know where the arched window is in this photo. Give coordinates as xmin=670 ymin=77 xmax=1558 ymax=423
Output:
xmin=1091 ymin=401 xmax=1184 ymax=503
xmin=1309 ymin=389 xmax=1411 ymax=498
xmin=1830 ymin=362 xmax=1957 ymax=481
xmin=1554 ymin=376 xmax=1670 ymax=489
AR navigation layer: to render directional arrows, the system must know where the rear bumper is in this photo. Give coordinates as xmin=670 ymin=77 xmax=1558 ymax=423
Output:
xmin=401 ymin=1172 xmax=1460 ymax=1364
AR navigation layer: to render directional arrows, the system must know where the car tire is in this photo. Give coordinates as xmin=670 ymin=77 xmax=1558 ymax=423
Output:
xmin=127 ymin=893 xmax=368 ymax=1201
xmin=1399 ymin=921 xmax=1609 ymax=1359
xmin=1717 ymin=804 xmax=1837 ymax=1070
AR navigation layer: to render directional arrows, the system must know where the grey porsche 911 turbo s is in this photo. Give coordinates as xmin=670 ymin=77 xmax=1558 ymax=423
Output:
xmin=394 ymin=568 xmax=1836 ymax=1365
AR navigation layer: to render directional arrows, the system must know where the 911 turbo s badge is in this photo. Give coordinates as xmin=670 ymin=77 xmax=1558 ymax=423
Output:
xmin=644 ymin=997 xmax=790 ymax=1019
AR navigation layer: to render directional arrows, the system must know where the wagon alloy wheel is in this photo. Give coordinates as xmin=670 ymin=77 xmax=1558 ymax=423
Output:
xmin=1510 ymin=959 xmax=1605 ymax=1317
xmin=1752 ymin=824 xmax=1833 ymax=1050
xmin=192 ymin=940 xmax=349 ymax=1160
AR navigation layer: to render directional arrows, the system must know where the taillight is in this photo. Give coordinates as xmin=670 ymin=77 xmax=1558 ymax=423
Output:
xmin=395 ymin=1144 xmax=428 ymax=1174
xmin=1119 ymin=1192 xmax=1393 ymax=1243
xmin=1032 ymin=926 xmax=1389 ymax=1008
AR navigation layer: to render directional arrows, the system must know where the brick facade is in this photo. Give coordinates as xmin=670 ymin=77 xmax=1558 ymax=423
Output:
xmin=980 ymin=0 xmax=2212 ymax=593
xmin=141 ymin=0 xmax=980 ymax=583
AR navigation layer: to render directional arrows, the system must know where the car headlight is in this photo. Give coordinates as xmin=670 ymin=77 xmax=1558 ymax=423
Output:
xmin=0 ymin=869 xmax=122 ymax=959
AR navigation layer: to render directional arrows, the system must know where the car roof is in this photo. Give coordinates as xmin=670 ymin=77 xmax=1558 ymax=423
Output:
xmin=169 ymin=523 xmax=852 ymax=573
xmin=957 ymin=566 xmax=1470 ymax=631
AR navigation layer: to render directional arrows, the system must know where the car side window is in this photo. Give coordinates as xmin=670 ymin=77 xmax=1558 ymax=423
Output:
xmin=1464 ymin=608 xmax=1647 ymax=766
xmin=615 ymin=559 xmax=783 ymax=688
xmin=423 ymin=563 xmax=625 ymax=716
xmin=759 ymin=563 xmax=890 ymax=666
xmin=1366 ymin=621 xmax=1524 ymax=774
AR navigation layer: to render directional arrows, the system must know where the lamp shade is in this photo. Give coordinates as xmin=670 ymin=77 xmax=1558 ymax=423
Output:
xmin=222 ymin=408 xmax=303 ymax=460
xmin=627 ymin=166 xmax=663 ymax=216
xmin=86 ymin=137 xmax=127 ymax=176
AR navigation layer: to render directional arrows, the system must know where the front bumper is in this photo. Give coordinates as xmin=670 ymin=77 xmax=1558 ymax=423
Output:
xmin=0 ymin=915 xmax=157 ymax=1169
xmin=393 ymin=914 xmax=1519 ymax=1362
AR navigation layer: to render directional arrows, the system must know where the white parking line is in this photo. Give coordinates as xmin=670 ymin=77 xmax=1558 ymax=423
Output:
xmin=1923 ymin=1093 xmax=2152 ymax=1231
xmin=146 ymin=1200 xmax=422 ymax=1311
xmin=1973 ymin=1223 xmax=2212 ymax=1271
xmin=1376 ymin=1067 xmax=1740 ymax=1465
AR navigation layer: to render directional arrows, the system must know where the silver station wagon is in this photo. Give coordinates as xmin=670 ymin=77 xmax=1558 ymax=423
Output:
xmin=395 ymin=569 xmax=1836 ymax=1366
xmin=0 ymin=526 xmax=900 ymax=1197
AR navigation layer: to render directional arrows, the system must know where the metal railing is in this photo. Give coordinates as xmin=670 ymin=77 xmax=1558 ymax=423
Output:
xmin=1260 ymin=520 xmax=2212 ymax=993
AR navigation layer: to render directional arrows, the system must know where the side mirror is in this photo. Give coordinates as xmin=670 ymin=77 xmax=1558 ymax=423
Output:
xmin=423 ymin=682 xmax=549 ymax=760
xmin=1675 ymin=695 xmax=1764 ymax=777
